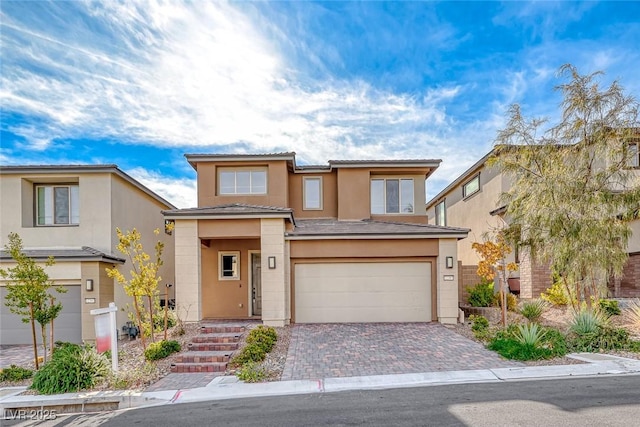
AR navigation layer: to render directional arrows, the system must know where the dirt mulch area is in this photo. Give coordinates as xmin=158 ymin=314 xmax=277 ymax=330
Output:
xmin=226 ymin=324 xmax=291 ymax=381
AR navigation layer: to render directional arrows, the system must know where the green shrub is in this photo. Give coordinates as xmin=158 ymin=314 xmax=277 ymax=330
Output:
xmin=144 ymin=340 xmax=181 ymax=361
xmin=488 ymin=325 xmax=566 ymax=361
xmin=230 ymin=343 xmax=266 ymax=367
xmin=514 ymin=323 xmax=546 ymax=347
xmin=0 ymin=365 xmax=33 ymax=382
xmin=467 ymin=281 xmax=494 ymax=307
xmin=31 ymin=344 xmax=110 ymax=394
xmin=520 ymin=299 xmax=548 ymax=322
xmin=570 ymin=309 xmax=607 ymax=336
xmin=540 ymin=280 xmax=570 ymax=306
xmin=568 ymin=326 xmax=632 ymax=352
xmin=493 ymin=292 xmax=519 ymax=312
xmin=469 ymin=314 xmax=491 ymax=341
xmin=598 ymin=299 xmax=621 ymax=317
xmin=246 ymin=326 xmax=277 ymax=353
xmin=236 ymin=361 xmax=267 ymax=382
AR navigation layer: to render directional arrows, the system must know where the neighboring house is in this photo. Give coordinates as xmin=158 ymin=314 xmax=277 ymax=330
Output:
xmin=426 ymin=147 xmax=640 ymax=301
xmin=163 ymin=153 xmax=468 ymax=327
xmin=0 ymin=165 xmax=176 ymax=345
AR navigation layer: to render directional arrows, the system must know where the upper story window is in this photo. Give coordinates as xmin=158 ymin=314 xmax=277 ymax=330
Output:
xmin=463 ymin=174 xmax=480 ymax=198
xmin=627 ymin=142 xmax=639 ymax=168
xmin=371 ymin=178 xmax=414 ymax=214
xmin=36 ymin=184 xmax=79 ymax=226
xmin=303 ymin=177 xmax=322 ymax=210
xmin=219 ymin=168 xmax=267 ymax=195
xmin=435 ymin=200 xmax=446 ymax=226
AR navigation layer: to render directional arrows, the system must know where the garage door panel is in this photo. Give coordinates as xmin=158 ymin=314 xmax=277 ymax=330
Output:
xmin=295 ymin=262 xmax=431 ymax=323
xmin=0 ymin=285 xmax=82 ymax=345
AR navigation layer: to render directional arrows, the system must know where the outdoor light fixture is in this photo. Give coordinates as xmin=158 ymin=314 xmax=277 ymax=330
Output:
xmin=86 ymin=279 xmax=94 ymax=291
xmin=446 ymin=256 xmax=454 ymax=269
xmin=268 ymin=256 xmax=276 ymax=269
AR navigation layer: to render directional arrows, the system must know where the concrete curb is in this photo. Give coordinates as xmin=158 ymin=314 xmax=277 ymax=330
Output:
xmin=3 ymin=355 xmax=640 ymax=414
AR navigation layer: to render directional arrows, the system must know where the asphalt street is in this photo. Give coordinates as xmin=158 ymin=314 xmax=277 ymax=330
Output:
xmin=5 ymin=375 xmax=640 ymax=427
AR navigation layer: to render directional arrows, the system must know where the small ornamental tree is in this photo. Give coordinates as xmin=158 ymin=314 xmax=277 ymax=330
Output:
xmin=491 ymin=64 xmax=640 ymax=308
xmin=106 ymin=228 xmax=164 ymax=352
xmin=472 ymin=232 xmax=518 ymax=326
xmin=0 ymin=233 xmax=66 ymax=369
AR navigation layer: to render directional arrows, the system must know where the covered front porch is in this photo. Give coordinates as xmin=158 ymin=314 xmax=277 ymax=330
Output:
xmin=164 ymin=204 xmax=294 ymax=327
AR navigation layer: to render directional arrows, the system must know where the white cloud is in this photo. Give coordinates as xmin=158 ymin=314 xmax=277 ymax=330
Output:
xmin=0 ymin=0 xmax=460 ymax=166
xmin=128 ymin=167 xmax=196 ymax=209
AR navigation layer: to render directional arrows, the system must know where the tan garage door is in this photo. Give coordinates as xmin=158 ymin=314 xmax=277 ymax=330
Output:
xmin=295 ymin=262 xmax=431 ymax=323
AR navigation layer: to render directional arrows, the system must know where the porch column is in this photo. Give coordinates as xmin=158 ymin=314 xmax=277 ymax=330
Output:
xmin=174 ymin=219 xmax=201 ymax=321
xmin=437 ymin=238 xmax=459 ymax=324
xmin=260 ymin=218 xmax=289 ymax=326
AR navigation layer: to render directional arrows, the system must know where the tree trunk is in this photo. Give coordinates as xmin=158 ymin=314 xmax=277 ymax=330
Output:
xmin=40 ymin=324 xmax=48 ymax=364
xmin=164 ymin=287 xmax=169 ymax=341
xmin=132 ymin=294 xmax=146 ymax=350
xmin=29 ymin=302 xmax=39 ymax=370
xmin=50 ymin=296 xmax=55 ymax=359
xmin=147 ymin=295 xmax=155 ymax=343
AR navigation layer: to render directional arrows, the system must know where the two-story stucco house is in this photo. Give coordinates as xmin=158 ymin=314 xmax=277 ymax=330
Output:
xmin=163 ymin=153 xmax=469 ymax=327
xmin=0 ymin=165 xmax=176 ymax=344
xmin=426 ymin=148 xmax=640 ymax=301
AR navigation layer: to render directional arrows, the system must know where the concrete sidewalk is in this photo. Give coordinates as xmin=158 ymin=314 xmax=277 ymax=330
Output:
xmin=2 ymin=352 xmax=640 ymax=416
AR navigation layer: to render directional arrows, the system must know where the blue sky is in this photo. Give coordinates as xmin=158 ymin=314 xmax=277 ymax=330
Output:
xmin=2 ymin=1 xmax=639 ymax=208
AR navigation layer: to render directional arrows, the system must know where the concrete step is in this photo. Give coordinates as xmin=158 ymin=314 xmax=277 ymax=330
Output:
xmin=188 ymin=342 xmax=239 ymax=352
xmin=201 ymin=324 xmax=245 ymax=334
xmin=170 ymin=362 xmax=228 ymax=373
xmin=175 ymin=351 xmax=232 ymax=363
xmin=191 ymin=333 xmax=241 ymax=344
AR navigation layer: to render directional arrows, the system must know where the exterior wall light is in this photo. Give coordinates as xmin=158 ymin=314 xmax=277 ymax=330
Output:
xmin=446 ymin=256 xmax=454 ymax=269
xmin=86 ymin=278 xmax=94 ymax=291
xmin=268 ymin=256 xmax=276 ymax=269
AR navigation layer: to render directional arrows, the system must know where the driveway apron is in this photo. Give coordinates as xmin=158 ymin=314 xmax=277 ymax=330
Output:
xmin=282 ymin=323 xmax=523 ymax=380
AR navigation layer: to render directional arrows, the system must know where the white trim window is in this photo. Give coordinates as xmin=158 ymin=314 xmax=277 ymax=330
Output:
xmin=36 ymin=184 xmax=79 ymax=226
xmin=371 ymin=178 xmax=414 ymax=214
xmin=219 ymin=251 xmax=240 ymax=280
xmin=463 ymin=174 xmax=480 ymax=198
xmin=435 ymin=200 xmax=446 ymax=226
xmin=219 ymin=169 xmax=267 ymax=195
xmin=303 ymin=177 xmax=323 ymax=210
xmin=627 ymin=142 xmax=639 ymax=168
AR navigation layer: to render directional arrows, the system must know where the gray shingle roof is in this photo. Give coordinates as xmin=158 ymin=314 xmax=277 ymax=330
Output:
xmin=0 ymin=247 xmax=125 ymax=264
xmin=163 ymin=203 xmax=294 ymax=217
xmin=286 ymin=218 xmax=469 ymax=238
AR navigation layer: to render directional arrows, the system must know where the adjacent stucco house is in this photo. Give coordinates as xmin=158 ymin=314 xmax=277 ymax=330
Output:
xmin=163 ymin=153 xmax=468 ymax=327
xmin=0 ymin=165 xmax=176 ymax=344
xmin=426 ymin=147 xmax=640 ymax=301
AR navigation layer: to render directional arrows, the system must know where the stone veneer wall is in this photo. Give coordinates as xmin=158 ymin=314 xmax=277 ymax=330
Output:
xmin=459 ymin=263 xmax=482 ymax=305
xmin=518 ymin=251 xmax=552 ymax=299
xmin=611 ymin=253 xmax=640 ymax=298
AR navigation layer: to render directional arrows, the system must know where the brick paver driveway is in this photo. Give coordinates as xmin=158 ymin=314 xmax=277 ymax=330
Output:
xmin=282 ymin=323 xmax=523 ymax=380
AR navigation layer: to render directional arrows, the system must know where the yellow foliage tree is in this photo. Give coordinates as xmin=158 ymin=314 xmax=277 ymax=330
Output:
xmin=106 ymin=228 xmax=164 ymax=351
xmin=472 ymin=232 xmax=518 ymax=326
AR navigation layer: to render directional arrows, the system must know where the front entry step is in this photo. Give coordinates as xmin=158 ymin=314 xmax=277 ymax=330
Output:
xmin=170 ymin=322 xmax=246 ymax=374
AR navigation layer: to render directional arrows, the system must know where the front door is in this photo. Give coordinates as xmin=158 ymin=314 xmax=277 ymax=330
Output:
xmin=251 ymin=253 xmax=262 ymax=316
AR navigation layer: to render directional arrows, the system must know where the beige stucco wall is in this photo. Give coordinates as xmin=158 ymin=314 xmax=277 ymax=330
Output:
xmin=437 ymin=239 xmax=459 ymax=324
xmin=628 ymin=219 xmax=640 ymax=253
xmin=198 ymin=219 xmax=261 ymax=238
xmin=288 ymin=172 xmax=339 ymax=219
xmin=196 ymin=160 xmax=289 ymax=208
xmin=0 ymin=173 xmax=112 ymax=250
xmin=200 ymin=238 xmax=260 ymax=318
xmin=174 ymin=219 xmax=201 ymax=322
xmin=260 ymin=218 xmax=288 ymax=326
xmin=80 ymin=261 xmax=115 ymax=342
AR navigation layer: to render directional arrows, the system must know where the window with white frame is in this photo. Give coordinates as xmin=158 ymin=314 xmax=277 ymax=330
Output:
xmin=219 ymin=251 xmax=240 ymax=280
xmin=36 ymin=184 xmax=79 ymax=226
xmin=463 ymin=174 xmax=480 ymax=198
xmin=303 ymin=177 xmax=322 ymax=210
xmin=627 ymin=142 xmax=639 ymax=168
xmin=371 ymin=178 xmax=414 ymax=214
xmin=219 ymin=169 xmax=267 ymax=195
xmin=435 ymin=200 xmax=446 ymax=226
